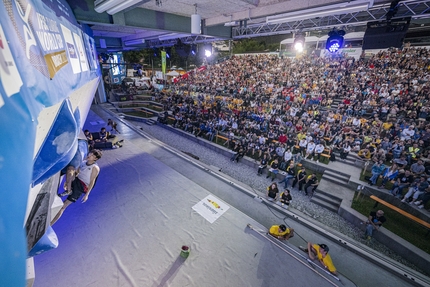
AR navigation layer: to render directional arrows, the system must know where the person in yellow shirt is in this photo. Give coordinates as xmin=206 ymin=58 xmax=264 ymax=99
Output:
xmin=357 ymin=147 xmax=372 ymax=160
xmin=268 ymin=224 xmax=294 ymax=240
xmin=303 ymin=243 xmax=337 ymax=275
xmin=382 ymin=121 xmax=393 ymax=131
xmin=297 ymin=131 xmax=306 ymax=141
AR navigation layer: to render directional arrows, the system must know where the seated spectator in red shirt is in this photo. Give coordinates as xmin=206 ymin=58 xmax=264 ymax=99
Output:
xmin=278 ymin=133 xmax=287 ymax=144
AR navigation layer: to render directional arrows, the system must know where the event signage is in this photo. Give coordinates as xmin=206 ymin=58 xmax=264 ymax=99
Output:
xmin=192 ymin=195 xmax=230 ymax=224
xmin=0 ymin=1 xmax=101 ymax=286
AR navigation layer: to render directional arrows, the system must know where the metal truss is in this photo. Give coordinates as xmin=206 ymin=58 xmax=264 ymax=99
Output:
xmin=127 ymin=35 xmax=225 ymax=49
xmin=232 ymin=0 xmax=430 ymax=39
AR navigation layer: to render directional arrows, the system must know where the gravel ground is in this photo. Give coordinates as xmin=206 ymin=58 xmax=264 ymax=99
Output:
xmin=126 ymin=118 xmax=424 ymax=274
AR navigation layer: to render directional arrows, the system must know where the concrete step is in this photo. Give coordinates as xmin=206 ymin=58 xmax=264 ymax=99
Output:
xmin=313 ymin=189 xmax=342 ymax=204
xmin=323 ymin=174 xmax=351 ymax=188
xmin=332 ymin=152 xmax=358 ymax=167
xmin=146 ymin=119 xmax=156 ymax=125
xmin=323 ymin=169 xmax=350 ymax=182
xmin=310 ymin=193 xmax=340 ymax=213
xmin=315 ymin=184 xmax=344 ymax=202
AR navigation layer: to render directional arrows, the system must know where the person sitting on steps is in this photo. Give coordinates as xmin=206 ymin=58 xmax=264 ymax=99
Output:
xmin=266 ymin=183 xmax=279 ymax=201
xmin=279 ymin=188 xmax=292 ymax=208
xmin=363 ymin=210 xmax=386 ymax=240
xmin=107 ymin=119 xmax=120 ymax=134
xmin=266 ymin=159 xmax=279 ymax=181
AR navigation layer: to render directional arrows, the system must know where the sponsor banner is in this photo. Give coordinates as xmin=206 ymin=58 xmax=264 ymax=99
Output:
xmin=44 ymin=50 xmax=68 ymax=78
xmin=340 ymin=48 xmax=362 ymax=59
xmin=32 ymin=10 xmax=70 ymax=78
xmin=0 ymin=24 xmax=23 ymax=106
xmin=60 ymin=24 xmax=80 ymax=74
xmin=83 ymin=34 xmax=98 ymax=71
xmin=73 ymin=31 xmax=88 ymax=72
xmin=192 ymin=195 xmax=230 ymax=224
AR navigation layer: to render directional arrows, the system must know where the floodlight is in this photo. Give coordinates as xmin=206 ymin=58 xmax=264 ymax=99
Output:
xmin=293 ymin=33 xmax=305 ymax=52
xmin=204 ymin=44 xmax=212 ymax=57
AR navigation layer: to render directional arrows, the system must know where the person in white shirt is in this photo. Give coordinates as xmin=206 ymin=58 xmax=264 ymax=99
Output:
xmin=340 ymin=142 xmax=351 ymax=160
xmin=299 ymin=139 xmax=308 ymax=157
xmin=231 ymin=121 xmax=238 ymax=130
xmin=314 ymin=143 xmax=325 ymax=162
xmin=284 ymin=149 xmax=293 ymax=164
xmin=259 ymin=135 xmax=266 ymax=145
xmin=401 ymin=126 xmax=415 ymax=141
xmin=305 ymin=141 xmax=316 ymax=159
xmin=51 ymin=149 xmax=103 ymax=225
xmin=276 ymin=144 xmax=285 ymax=158
xmin=352 ymin=117 xmax=361 ymax=128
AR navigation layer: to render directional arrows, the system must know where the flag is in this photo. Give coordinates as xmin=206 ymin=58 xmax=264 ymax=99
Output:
xmin=161 ymin=51 xmax=166 ymax=74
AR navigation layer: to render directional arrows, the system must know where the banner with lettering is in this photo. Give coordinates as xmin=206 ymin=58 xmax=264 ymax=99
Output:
xmin=0 ymin=0 xmax=101 ymax=286
xmin=161 ymin=50 xmax=166 ymax=74
xmin=192 ymin=195 xmax=230 ymax=224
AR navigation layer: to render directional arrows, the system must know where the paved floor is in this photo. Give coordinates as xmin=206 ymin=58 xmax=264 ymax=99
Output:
xmin=32 ymin=106 xmax=423 ymax=287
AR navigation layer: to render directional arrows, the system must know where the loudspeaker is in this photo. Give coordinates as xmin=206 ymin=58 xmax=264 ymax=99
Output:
xmin=175 ymin=44 xmax=190 ymax=57
xmin=191 ymin=14 xmax=201 ymax=34
xmin=362 ymin=17 xmax=410 ymax=50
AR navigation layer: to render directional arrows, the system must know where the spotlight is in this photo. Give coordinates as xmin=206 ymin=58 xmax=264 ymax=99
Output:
xmin=165 ymin=47 xmax=171 ymax=59
xmin=326 ymin=29 xmax=345 ymax=53
xmin=153 ymin=47 xmax=159 ymax=57
xmin=293 ymin=33 xmax=305 ymax=52
xmin=204 ymin=44 xmax=212 ymax=57
xmin=191 ymin=44 xmax=197 ymax=56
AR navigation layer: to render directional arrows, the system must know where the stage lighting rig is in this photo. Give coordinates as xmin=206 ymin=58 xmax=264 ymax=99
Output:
xmin=326 ymin=29 xmax=346 ymax=53
xmin=386 ymin=0 xmax=401 ymax=21
xmin=293 ymin=33 xmax=305 ymax=52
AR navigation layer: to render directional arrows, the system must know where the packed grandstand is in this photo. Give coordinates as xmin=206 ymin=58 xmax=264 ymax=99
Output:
xmin=146 ymin=46 xmax=430 ymax=210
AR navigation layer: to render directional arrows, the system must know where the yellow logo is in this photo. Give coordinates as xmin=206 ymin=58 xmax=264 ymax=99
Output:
xmin=207 ymin=199 xmax=222 ymax=210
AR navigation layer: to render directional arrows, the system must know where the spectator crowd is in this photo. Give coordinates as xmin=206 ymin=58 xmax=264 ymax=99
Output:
xmin=153 ymin=46 xmax=430 ymax=210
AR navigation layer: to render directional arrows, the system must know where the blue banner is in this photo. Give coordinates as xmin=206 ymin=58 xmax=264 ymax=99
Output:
xmin=0 ymin=0 xmax=101 ymax=286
